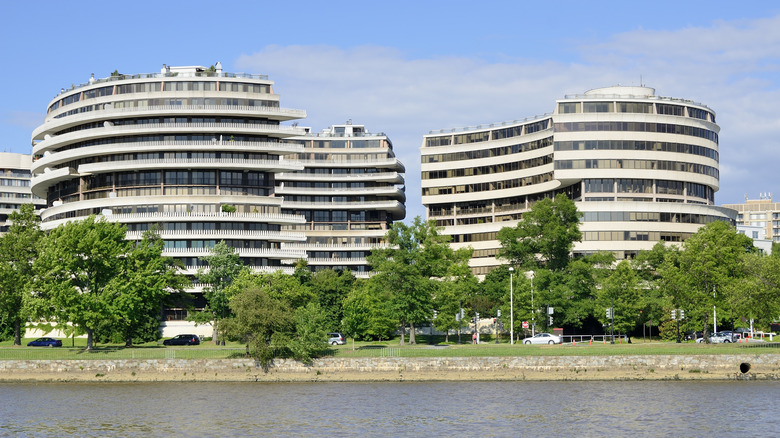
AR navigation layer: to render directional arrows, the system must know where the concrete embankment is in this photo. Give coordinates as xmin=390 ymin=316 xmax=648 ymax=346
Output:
xmin=2 ymin=354 xmax=779 ymax=382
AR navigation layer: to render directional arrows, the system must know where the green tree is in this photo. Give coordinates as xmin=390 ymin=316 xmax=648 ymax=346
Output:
xmin=31 ymin=216 xmax=130 ymax=350
xmin=597 ymin=260 xmax=642 ymax=340
xmin=287 ymin=302 xmax=329 ymax=363
xmin=223 ymin=285 xmax=294 ymax=366
xmin=309 ymin=269 xmax=355 ymax=331
xmin=0 ymin=204 xmax=43 ymax=345
xmin=497 ymin=194 xmax=582 ymax=271
xmin=668 ymin=221 xmax=754 ymax=341
xmin=729 ymin=252 xmax=780 ymax=329
xmin=367 ymin=217 xmax=460 ymax=345
xmin=193 ymin=241 xmax=248 ymax=344
xmin=107 ymin=229 xmax=189 ymax=346
xmin=342 ymin=278 xmax=395 ymax=342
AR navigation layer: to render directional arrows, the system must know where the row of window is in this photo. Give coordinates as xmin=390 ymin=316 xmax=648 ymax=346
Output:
xmin=53 ymin=116 xmax=278 ymax=137
xmin=555 ymin=159 xmax=719 ymax=179
xmin=54 ymin=97 xmax=279 ymax=120
xmin=44 ymin=202 xmax=283 ymax=223
xmin=49 ymin=81 xmax=272 ymax=113
xmin=422 ymin=155 xmax=552 ymax=180
xmin=582 ymin=211 xmax=725 ymax=224
xmin=163 ymin=240 xmax=279 ymax=250
xmin=79 ymin=170 xmax=269 ymax=190
xmin=421 ymin=137 xmax=552 ymax=164
xmin=583 ymin=231 xmax=695 ymax=242
xmin=290 ymin=139 xmax=387 ymax=149
xmin=422 ymin=172 xmax=554 ymax=196
xmin=554 ymin=140 xmax=718 ymax=161
xmin=553 ymin=122 xmax=718 ymax=143
xmin=584 ymin=179 xmax=697 ymax=196
xmin=1 ymin=169 xmax=32 ymax=178
xmin=283 ymin=195 xmax=394 ymax=203
xmin=557 ymin=102 xmax=714 ymax=122
xmin=57 ymin=152 xmax=275 ymax=173
xmin=0 ymin=178 xmax=30 ymax=187
xmin=425 ymin=119 xmax=551 ymax=147
xmin=47 ymin=134 xmax=278 ymax=155
xmin=289 ymin=168 xmax=384 ymax=175
xmin=127 ymin=222 xmax=279 ymax=232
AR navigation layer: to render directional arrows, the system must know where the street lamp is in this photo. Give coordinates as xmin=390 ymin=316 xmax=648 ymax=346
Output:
xmin=509 ymin=267 xmax=514 ymax=345
xmin=531 ymin=271 xmax=535 ymax=337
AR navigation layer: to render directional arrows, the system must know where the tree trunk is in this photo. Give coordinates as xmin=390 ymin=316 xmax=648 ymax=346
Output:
xmin=409 ymin=322 xmax=417 ymax=344
xmin=399 ymin=323 xmax=405 ymax=345
xmin=13 ymin=319 xmax=21 ymax=346
xmin=85 ymin=327 xmax=94 ymax=350
xmin=125 ymin=337 xmax=133 ymax=348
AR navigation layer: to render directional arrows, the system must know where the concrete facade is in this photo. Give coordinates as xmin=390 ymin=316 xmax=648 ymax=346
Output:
xmin=421 ymin=86 xmax=735 ymax=275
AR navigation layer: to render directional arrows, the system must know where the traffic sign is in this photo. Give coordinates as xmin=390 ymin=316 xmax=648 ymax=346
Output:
xmin=522 ymin=321 xmax=529 ymax=329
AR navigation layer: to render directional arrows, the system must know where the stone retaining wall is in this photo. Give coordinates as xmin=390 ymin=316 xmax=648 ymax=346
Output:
xmin=1 ymin=354 xmax=778 ymax=382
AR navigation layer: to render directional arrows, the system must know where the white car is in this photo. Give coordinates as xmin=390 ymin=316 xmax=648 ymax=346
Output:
xmin=523 ymin=333 xmax=562 ymax=345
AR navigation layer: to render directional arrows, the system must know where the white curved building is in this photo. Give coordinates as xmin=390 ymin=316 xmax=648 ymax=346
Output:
xmin=280 ymin=123 xmax=406 ymax=275
xmin=421 ymin=86 xmax=736 ymax=275
xmin=30 ymin=64 xmax=312 ymax=316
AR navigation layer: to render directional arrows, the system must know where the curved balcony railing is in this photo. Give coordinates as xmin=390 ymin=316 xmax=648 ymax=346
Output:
xmin=33 ymin=123 xmax=308 ymax=155
xmin=32 ymin=140 xmax=304 ymax=172
xmin=162 ymin=247 xmax=306 ymax=258
xmin=76 ymin=157 xmax=303 ymax=175
xmin=126 ymin=228 xmax=306 ymax=242
xmin=275 ymin=171 xmax=403 ymax=183
xmin=427 ymin=114 xmax=552 ymax=135
xmin=51 ymin=71 xmax=271 ymax=99
xmin=37 ymin=105 xmax=307 ymax=136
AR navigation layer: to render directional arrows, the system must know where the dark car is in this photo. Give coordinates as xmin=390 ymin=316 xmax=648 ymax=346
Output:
xmin=27 ymin=337 xmax=62 ymax=347
xmin=163 ymin=334 xmax=200 ymax=346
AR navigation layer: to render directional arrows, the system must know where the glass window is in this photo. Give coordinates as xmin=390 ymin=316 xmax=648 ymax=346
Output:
xmin=583 ymin=102 xmax=613 ymax=113
xmin=558 ymin=102 xmax=580 ymax=114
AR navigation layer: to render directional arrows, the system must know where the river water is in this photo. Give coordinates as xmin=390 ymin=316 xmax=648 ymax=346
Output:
xmin=1 ymin=381 xmax=777 ymax=437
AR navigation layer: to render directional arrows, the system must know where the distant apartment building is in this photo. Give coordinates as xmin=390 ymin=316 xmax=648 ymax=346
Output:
xmin=723 ymin=194 xmax=779 ymax=248
xmin=421 ymin=86 xmax=736 ymax=275
xmin=30 ymin=64 xmax=405 ymax=325
xmin=281 ymin=123 xmax=406 ymax=275
xmin=0 ymin=152 xmax=46 ymax=233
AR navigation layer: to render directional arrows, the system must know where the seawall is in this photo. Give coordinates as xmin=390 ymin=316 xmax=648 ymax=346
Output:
xmin=2 ymin=354 xmax=779 ymax=382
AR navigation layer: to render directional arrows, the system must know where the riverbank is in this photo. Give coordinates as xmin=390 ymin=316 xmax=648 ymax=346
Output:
xmin=2 ymin=354 xmax=778 ymax=382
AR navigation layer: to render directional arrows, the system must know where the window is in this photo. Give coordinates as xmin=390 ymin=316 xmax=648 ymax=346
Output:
xmin=558 ymin=102 xmax=580 ymax=114
xmin=583 ymin=102 xmax=613 ymax=113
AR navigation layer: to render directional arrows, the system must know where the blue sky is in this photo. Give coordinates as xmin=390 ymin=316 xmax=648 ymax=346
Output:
xmin=2 ymin=1 xmax=779 ymax=220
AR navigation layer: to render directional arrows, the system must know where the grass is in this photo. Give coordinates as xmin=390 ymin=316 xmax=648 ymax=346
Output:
xmin=329 ymin=339 xmax=779 ymax=358
xmin=2 ymin=336 xmax=776 ymax=361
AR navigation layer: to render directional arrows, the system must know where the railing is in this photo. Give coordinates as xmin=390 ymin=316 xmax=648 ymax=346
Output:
xmin=562 ymin=92 xmax=711 ymax=110
xmin=125 ymin=229 xmax=306 ymax=240
xmin=427 ymin=113 xmax=552 ymax=135
xmin=77 ymin=157 xmax=303 ymax=172
xmin=53 ymin=71 xmax=270 ymax=98
xmin=106 ymin=212 xmax=306 ymax=222
xmin=42 ymin=105 xmax=307 ymax=127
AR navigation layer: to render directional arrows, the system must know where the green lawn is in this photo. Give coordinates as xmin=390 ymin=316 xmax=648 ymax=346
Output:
xmin=2 ymin=336 xmax=775 ymax=361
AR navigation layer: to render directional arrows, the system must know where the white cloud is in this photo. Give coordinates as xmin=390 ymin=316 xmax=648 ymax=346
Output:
xmin=236 ymin=15 xmax=780 ymax=218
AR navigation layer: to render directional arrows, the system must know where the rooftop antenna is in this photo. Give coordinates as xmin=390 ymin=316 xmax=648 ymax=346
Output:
xmin=640 ymin=74 xmax=643 ymax=87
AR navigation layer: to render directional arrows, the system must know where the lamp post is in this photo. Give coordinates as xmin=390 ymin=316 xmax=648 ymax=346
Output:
xmin=529 ymin=270 xmax=535 ymax=337
xmin=509 ymin=267 xmax=514 ymax=345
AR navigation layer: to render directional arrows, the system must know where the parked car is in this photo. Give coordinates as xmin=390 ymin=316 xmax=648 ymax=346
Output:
xmin=163 ymin=334 xmax=200 ymax=346
xmin=695 ymin=332 xmax=734 ymax=343
xmin=27 ymin=337 xmax=62 ymax=347
xmin=523 ymin=333 xmax=562 ymax=345
xmin=327 ymin=333 xmax=346 ymax=345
